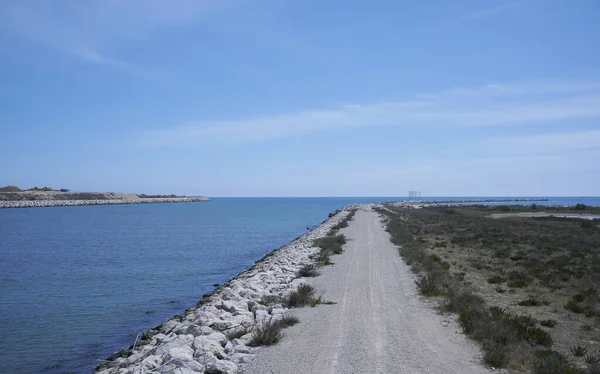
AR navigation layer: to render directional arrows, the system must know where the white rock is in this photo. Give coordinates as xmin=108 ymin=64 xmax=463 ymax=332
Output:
xmin=207 ymin=332 xmax=228 ymax=347
xmin=254 ymin=310 xmax=269 ymax=322
xmin=229 ymin=353 xmax=255 ymax=364
xmin=163 ymin=346 xmax=194 ymax=361
xmin=193 ymin=336 xmax=225 ymax=358
xmin=141 ymin=354 xmax=162 ymax=371
xmin=206 ymin=359 xmax=238 ymax=374
xmin=270 ymin=308 xmax=286 ymax=315
xmin=150 ymin=335 xmax=194 ymax=356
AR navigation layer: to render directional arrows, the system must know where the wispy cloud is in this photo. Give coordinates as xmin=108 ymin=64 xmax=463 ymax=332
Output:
xmin=0 ymin=0 xmax=218 ymax=69
xmin=489 ymin=130 xmax=600 ymax=154
xmin=462 ymin=1 xmax=523 ymax=21
xmin=140 ymin=80 xmax=600 ymax=147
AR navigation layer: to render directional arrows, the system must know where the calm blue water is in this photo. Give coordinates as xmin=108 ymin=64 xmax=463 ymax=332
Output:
xmin=0 ymin=197 xmax=598 ymax=374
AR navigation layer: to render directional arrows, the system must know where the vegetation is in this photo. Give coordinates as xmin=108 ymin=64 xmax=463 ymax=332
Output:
xmin=225 ymin=327 xmax=250 ymax=340
xmin=248 ymin=319 xmax=284 ymax=346
xmin=377 ymin=205 xmax=600 ymax=372
xmin=287 ymin=284 xmax=317 ymax=307
xmin=297 ymin=264 xmax=319 ymax=278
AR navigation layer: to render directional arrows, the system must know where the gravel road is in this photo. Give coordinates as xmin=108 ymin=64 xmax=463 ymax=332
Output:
xmin=244 ymin=208 xmax=491 ymax=374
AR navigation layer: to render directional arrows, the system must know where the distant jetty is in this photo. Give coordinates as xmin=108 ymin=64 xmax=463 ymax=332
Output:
xmin=0 ymin=197 xmax=209 ymax=209
xmin=0 ymin=186 xmax=209 ymax=209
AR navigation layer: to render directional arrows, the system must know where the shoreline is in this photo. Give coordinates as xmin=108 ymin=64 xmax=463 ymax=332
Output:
xmin=0 ymin=197 xmax=209 ymax=209
xmin=94 ymin=207 xmax=354 ymax=374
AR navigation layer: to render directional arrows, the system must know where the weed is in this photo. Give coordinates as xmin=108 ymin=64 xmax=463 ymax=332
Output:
xmin=565 ymin=299 xmax=585 ymax=314
xmin=314 ymin=235 xmax=346 ymax=256
xmin=570 ymin=345 xmax=588 ymax=357
xmin=260 ymin=295 xmax=281 ymax=307
xmin=287 ymin=284 xmax=316 ymax=308
xmin=586 ymin=355 xmax=599 ymax=365
xmin=278 ymin=315 xmax=300 ymax=327
xmin=297 ymin=264 xmax=319 ymax=278
xmin=226 ymin=327 xmax=250 ymax=340
xmin=533 ymin=350 xmax=580 ymax=374
xmin=488 ymin=276 xmax=506 ymax=284
xmin=518 ymin=297 xmax=545 ymax=307
xmin=582 ymin=324 xmax=594 ymax=331
xmin=248 ymin=320 xmax=283 ymax=346
xmin=540 ymin=319 xmax=558 ymax=328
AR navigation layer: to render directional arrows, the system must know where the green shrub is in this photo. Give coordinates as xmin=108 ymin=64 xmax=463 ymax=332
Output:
xmin=570 ymin=345 xmax=587 ymax=357
xmin=540 ymin=319 xmax=557 ymax=328
xmin=287 ymin=284 xmax=316 ymax=308
xmin=488 ymin=276 xmax=506 ymax=284
xmin=248 ymin=320 xmax=283 ymax=346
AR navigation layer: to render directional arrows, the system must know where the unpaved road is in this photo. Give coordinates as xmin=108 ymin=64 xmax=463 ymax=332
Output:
xmin=244 ymin=209 xmax=491 ymax=374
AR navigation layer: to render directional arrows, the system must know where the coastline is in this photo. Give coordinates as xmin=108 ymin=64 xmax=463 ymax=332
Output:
xmin=94 ymin=206 xmax=354 ymax=374
xmin=0 ymin=196 xmax=209 ymax=209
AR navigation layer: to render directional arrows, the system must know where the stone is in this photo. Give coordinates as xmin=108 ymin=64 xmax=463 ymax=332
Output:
xmin=163 ymin=346 xmax=194 ymax=361
xmin=254 ymin=310 xmax=269 ymax=322
xmin=208 ymin=319 xmax=235 ymax=331
xmin=207 ymin=332 xmax=228 ymax=347
xmin=140 ymin=355 xmax=162 ymax=371
xmin=206 ymin=359 xmax=238 ymax=374
xmin=186 ymin=324 xmax=214 ymax=336
xmin=150 ymin=336 xmax=194 ymax=356
xmin=193 ymin=336 xmax=225 ymax=359
xmin=229 ymin=353 xmax=254 ymax=364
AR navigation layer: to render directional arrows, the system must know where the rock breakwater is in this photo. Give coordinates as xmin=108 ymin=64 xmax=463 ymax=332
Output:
xmin=0 ymin=197 xmax=209 ymax=209
xmin=94 ymin=208 xmax=352 ymax=374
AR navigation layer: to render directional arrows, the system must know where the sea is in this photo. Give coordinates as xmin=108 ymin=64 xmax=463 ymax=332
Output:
xmin=1 ymin=197 xmax=598 ymax=373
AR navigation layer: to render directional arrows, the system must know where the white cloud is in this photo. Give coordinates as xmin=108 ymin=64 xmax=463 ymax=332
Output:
xmin=140 ymin=80 xmax=600 ymax=147
xmin=0 ymin=0 xmax=218 ymax=68
xmin=489 ymin=130 xmax=600 ymax=154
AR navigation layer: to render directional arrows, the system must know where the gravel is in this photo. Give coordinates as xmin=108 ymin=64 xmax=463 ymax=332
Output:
xmin=243 ymin=208 xmax=492 ymax=374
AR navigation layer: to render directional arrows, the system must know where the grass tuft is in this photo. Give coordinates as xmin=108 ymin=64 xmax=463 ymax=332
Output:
xmin=287 ymin=284 xmax=316 ymax=308
xmin=570 ymin=345 xmax=588 ymax=357
xmin=248 ymin=320 xmax=283 ymax=346
xmin=278 ymin=314 xmax=300 ymax=327
xmin=540 ymin=319 xmax=558 ymax=328
xmin=297 ymin=264 xmax=319 ymax=278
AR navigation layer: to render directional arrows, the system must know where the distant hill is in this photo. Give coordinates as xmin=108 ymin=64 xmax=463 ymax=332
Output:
xmin=0 ymin=186 xmax=22 ymax=192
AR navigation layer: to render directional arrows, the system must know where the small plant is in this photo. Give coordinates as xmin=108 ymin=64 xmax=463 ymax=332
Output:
xmin=585 ymin=355 xmax=599 ymax=365
xmin=287 ymin=284 xmax=316 ymax=308
xmin=487 ymin=276 xmax=506 ymax=284
xmin=570 ymin=345 xmax=588 ymax=357
xmin=540 ymin=319 xmax=557 ymax=328
xmin=260 ymin=294 xmax=280 ymax=307
xmin=310 ymin=296 xmax=336 ymax=307
xmin=248 ymin=320 xmax=283 ymax=346
xmin=565 ymin=299 xmax=585 ymax=314
xmin=533 ymin=351 xmax=579 ymax=374
xmin=278 ymin=314 xmax=300 ymax=327
xmin=297 ymin=264 xmax=319 ymax=278
xmin=518 ymin=297 xmax=544 ymax=307
xmin=582 ymin=324 xmax=593 ymax=331
xmin=226 ymin=327 xmax=250 ymax=340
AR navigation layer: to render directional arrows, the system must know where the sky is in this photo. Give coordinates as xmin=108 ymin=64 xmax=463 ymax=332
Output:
xmin=0 ymin=0 xmax=599 ymax=197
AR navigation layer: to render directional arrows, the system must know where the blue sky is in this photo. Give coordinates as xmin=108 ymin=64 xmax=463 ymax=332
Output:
xmin=1 ymin=0 xmax=599 ymax=197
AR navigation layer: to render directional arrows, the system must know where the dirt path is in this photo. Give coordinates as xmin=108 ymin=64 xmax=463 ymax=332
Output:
xmin=243 ymin=209 xmax=491 ymax=374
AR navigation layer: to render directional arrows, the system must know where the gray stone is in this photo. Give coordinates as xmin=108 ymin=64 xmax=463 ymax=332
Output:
xmin=207 ymin=331 xmax=228 ymax=347
xmin=229 ymin=353 xmax=255 ymax=364
xmin=254 ymin=310 xmax=269 ymax=322
xmin=206 ymin=359 xmax=238 ymax=374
